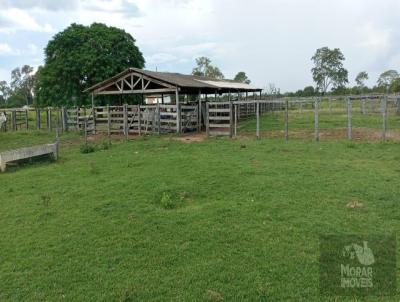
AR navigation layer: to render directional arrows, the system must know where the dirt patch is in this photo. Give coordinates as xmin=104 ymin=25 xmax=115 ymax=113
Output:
xmin=346 ymin=200 xmax=364 ymax=209
xmin=168 ymin=133 xmax=206 ymax=143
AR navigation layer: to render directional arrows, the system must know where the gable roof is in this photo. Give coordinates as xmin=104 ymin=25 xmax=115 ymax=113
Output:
xmin=84 ymin=67 xmax=261 ymax=94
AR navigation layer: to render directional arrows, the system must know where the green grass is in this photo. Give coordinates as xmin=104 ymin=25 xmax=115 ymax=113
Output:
xmin=1 ymin=132 xmax=400 ymax=301
xmin=0 ymin=130 xmax=78 ymax=152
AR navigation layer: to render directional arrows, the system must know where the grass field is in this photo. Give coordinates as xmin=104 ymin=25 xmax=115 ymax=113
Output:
xmin=1 ymin=131 xmax=400 ymax=301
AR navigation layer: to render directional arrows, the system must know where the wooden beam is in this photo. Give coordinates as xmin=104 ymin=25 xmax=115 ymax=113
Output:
xmin=96 ymin=88 xmax=176 ymax=95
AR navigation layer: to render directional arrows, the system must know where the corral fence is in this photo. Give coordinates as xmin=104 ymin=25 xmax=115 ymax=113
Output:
xmin=2 ymin=95 xmax=400 ymax=142
xmin=204 ymin=95 xmax=400 ymax=141
xmin=0 ymin=104 xmax=199 ymax=137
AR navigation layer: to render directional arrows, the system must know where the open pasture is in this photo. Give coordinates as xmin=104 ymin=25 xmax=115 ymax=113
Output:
xmin=1 ymin=131 xmax=400 ymax=301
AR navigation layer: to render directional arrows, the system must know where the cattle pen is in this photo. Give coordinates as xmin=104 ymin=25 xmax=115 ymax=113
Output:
xmin=1 ymin=68 xmax=400 ymax=142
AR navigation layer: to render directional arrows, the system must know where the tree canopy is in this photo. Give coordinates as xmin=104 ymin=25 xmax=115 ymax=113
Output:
xmin=234 ymin=72 xmax=251 ymax=84
xmin=377 ymin=70 xmax=399 ymax=91
xmin=192 ymin=57 xmax=224 ymax=79
xmin=311 ymin=47 xmax=348 ymax=94
xmin=355 ymin=71 xmax=368 ymax=88
xmin=34 ymin=23 xmax=145 ymax=107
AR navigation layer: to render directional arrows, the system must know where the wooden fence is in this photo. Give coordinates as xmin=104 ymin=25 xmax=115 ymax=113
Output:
xmin=211 ymin=96 xmax=400 ymax=141
xmin=0 ymin=104 xmax=199 ymax=135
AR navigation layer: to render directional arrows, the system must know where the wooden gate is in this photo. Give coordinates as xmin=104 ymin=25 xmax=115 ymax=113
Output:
xmin=206 ymin=102 xmax=232 ymax=136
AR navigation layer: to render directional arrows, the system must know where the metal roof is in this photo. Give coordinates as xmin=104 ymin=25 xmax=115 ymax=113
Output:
xmin=84 ymin=67 xmax=261 ymax=94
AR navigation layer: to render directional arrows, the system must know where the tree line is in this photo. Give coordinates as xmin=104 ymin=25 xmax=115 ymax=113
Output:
xmin=0 ymin=23 xmax=399 ymax=108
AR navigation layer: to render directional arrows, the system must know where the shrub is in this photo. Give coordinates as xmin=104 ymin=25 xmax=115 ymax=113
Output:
xmin=160 ymin=192 xmax=177 ymax=210
xmin=80 ymin=144 xmax=96 ymax=154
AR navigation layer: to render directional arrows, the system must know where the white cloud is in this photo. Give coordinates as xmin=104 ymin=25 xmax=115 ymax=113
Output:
xmin=0 ymin=8 xmax=54 ymax=33
xmin=0 ymin=43 xmax=13 ymax=55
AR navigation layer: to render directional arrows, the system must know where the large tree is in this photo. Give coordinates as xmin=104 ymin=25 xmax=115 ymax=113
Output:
xmin=355 ymin=71 xmax=368 ymax=89
xmin=311 ymin=47 xmax=348 ymax=94
xmin=35 ymin=23 xmax=145 ymax=107
xmin=192 ymin=57 xmax=224 ymax=79
xmin=377 ymin=70 xmax=399 ymax=92
xmin=234 ymin=71 xmax=250 ymax=84
xmin=10 ymin=65 xmax=35 ymax=106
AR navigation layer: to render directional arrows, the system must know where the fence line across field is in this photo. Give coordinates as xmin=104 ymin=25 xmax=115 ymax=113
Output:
xmin=1 ymin=94 xmax=400 ymax=142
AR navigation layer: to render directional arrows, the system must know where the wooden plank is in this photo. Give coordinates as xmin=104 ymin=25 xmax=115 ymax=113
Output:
xmin=208 ymin=109 xmax=230 ymax=113
xmin=209 ymin=130 xmax=230 ymax=136
xmin=209 ymin=123 xmax=231 ymax=128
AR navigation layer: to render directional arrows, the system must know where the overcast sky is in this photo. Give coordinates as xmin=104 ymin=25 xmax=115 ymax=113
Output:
xmin=0 ymin=0 xmax=399 ymax=92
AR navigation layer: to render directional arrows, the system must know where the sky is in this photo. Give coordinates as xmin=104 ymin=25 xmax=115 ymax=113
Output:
xmin=0 ymin=0 xmax=399 ymax=92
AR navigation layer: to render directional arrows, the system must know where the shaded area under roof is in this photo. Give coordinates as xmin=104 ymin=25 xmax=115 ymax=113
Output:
xmin=84 ymin=67 xmax=261 ymax=95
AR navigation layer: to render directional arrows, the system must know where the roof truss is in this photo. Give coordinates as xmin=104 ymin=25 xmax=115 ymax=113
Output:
xmin=93 ymin=71 xmax=177 ymax=95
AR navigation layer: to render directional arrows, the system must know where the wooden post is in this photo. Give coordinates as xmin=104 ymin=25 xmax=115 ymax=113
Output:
xmin=329 ymin=96 xmax=332 ymax=113
xmin=92 ymin=104 xmax=96 ymax=135
xmin=138 ymin=105 xmax=141 ymax=136
xmin=48 ymin=108 xmax=52 ymax=132
xmin=285 ymin=100 xmax=289 ymax=141
xmin=12 ymin=110 xmax=16 ymax=131
xmin=256 ymin=101 xmax=260 ymax=139
xmin=198 ymin=91 xmax=202 ymax=132
xmin=347 ymin=98 xmax=352 ymax=140
xmin=176 ymin=89 xmax=181 ymax=133
xmin=25 ymin=109 xmax=29 ymax=130
xmin=382 ymin=96 xmax=387 ymax=141
xmin=314 ymin=98 xmax=319 ymax=141
xmin=37 ymin=108 xmax=41 ymax=130
xmin=84 ymin=118 xmax=88 ymax=146
xmin=61 ymin=107 xmax=67 ymax=132
xmin=76 ymin=107 xmax=80 ymax=131
xmin=157 ymin=101 xmax=161 ymax=134
xmin=107 ymin=105 xmax=111 ymax=142
xmin=123 ymin=103 xmax=128 ymax=140
xmin=206 ymin=102 xmax=210 ymax=136
xmin=361 ymin=97 xmax=366 ymax=115
xmin=396 ymin=96 xmax=400 ymax=114
xmin=229 ymin=101 xmax=233 ymax=138
xmin=234 ymin=104 xmax=237 ymax=137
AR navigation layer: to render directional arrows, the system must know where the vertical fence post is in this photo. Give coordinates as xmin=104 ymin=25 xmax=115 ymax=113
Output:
xmin=48 ymin=108 xmax=52 ymax=132
xmin=84 ymin=118 xmax=88 ymax=146
xmin=206 ymin=102 xmax=210 ymax=136
xmin=123 ymin=103 xmax=128 ymax=140
xmin=347 ymin=97 xmax=352 ymax=140
xmin=92 ymin=105 xmax=96 ymax=135
xmin=138 ymin=105 xmax=141 ymax=136
xmin=12 ymin=110 xmax=16 ymax=131
xmin=62 ymin=107 xmax=67 ymax=132
xmin=76 ymin=107 xmax=80 ymax=131
xmin=198 ymin=92 xmax=202 ymax=133
xmin=234 ymin=104 xmax=237 ymax=137
xmin=229 ymin=101 xmax=233 ymax=138
xmin=157 ymin=102 xmax=161 ymax=135
xmin=37 ymin=108 xmax=41 ymax=130
xmin=361 ymin=97 xmax=366 ymax=115
xmin=25 ymin=109 xmax=29 ymax=130
xmin=329 ymin=96 xmax=332 ymax=113
xmin=285 ymin=100 xmax=289 ymax=141
xmin=107 ymin=105 xmax=111 ymax=143
xmin=256 ymin=101 xmax=260 ymax=139
xmin=176 ymin=89 xmax=181 ymax=134
xmin=314 ymin=98 xmax=319 ymax=141
xmin=382 ymin=96 xmax=387 ymax=141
